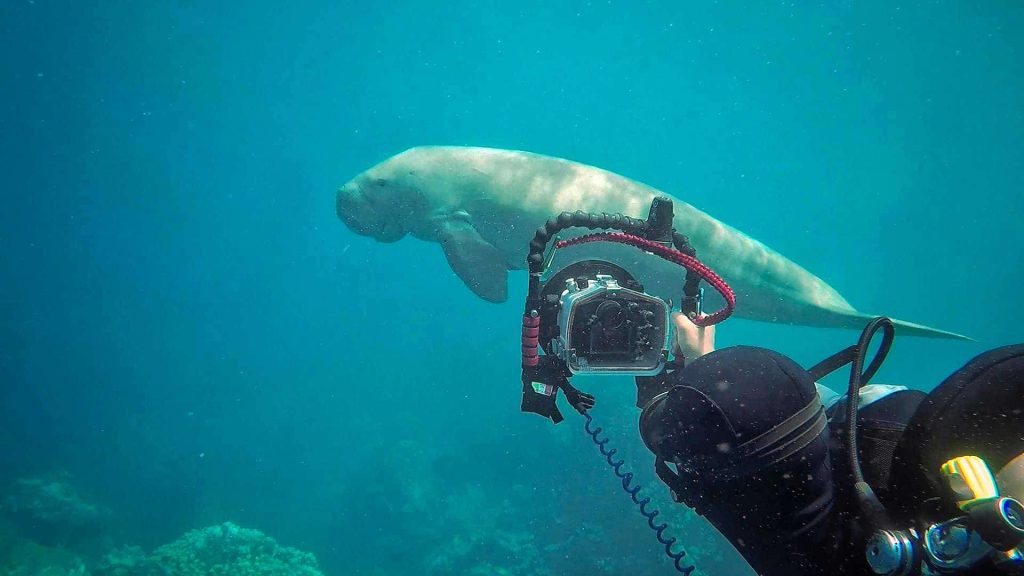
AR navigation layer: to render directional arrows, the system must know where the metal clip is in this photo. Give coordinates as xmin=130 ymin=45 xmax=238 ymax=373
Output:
xmin=682 ymin=287 xmax=704 ymax=319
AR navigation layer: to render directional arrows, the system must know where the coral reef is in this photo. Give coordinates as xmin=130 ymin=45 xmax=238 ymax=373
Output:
xmin=1 ymin=471 xmax=324 ymax=574
xmin=2 ymin=513 xmax=324 ymax=576
xmin=0 ymin=517 xmax=90 ymax=576
xmin=326 ymin=425 xmax=733 ymax=576
xmin=146 ymin=522 xmax=323 ymax=576
xmin=92 ymin=545 xmax=147 ymax=576
xmin=2 ymin=472 xmax=111 ymax=548
xmin=0 ymin=411 xmax=736 ymax=576
xmin=420 ymin=484 xmax=551 ymax=576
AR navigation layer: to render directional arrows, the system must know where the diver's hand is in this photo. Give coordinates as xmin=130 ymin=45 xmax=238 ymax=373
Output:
xmin=671 ymin=312 xmax=716 ymax=364
xmin=560 ymin=381 xmax=596 ymax=414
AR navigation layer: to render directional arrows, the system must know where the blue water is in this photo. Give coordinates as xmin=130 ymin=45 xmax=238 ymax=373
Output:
xmin=1 ymin=2 xmax=1021 ymax=575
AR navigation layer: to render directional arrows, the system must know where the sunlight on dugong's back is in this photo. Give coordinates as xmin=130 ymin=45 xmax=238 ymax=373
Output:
xmin=337 ymin=146 xmax=969 ymax=340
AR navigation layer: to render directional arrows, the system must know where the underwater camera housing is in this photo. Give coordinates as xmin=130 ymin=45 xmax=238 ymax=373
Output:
xmin=538 ymin=260 xmax=669 ymax=376
xmin=519 ymin=196 xmax=734 ymax=424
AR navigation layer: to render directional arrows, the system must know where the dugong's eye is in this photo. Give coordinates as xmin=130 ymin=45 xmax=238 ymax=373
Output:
xmin=374 ymin=178 xmax=387 ymax=187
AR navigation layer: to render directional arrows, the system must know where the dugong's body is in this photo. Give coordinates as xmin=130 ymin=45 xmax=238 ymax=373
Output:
xmin=338 ymin=146 xmax=967 ymax=340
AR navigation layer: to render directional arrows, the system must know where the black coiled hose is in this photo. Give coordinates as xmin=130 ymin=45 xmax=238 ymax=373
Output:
xmin=583 ymin=412 xmax=697 ymax=575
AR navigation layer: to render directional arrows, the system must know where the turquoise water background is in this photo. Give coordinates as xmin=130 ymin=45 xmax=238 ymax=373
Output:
xmin=2 ymin=2 xmax=1022 ymax=575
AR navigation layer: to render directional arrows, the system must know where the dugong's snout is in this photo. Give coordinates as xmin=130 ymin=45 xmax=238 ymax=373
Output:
xmin=336 ymin=182 xmax=407 ymax=243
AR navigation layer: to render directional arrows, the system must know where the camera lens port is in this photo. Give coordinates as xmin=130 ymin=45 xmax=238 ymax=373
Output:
xmin=595 ymin=300 xmax=625 ymax=329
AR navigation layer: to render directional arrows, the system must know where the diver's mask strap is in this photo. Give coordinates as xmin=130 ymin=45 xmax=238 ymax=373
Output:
xmin=653 ymin=395 xmax=827 ymax=515
xmin=696 ymin=397 xmax=826 ymax=484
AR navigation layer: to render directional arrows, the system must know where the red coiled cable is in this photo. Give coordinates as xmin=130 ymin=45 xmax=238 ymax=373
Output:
xmin=554 ymin=232 xmax=735 ymax=327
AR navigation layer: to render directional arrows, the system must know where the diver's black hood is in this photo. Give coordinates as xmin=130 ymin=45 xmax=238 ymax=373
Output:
xmin=640 ymin=346 xmax=839 ymax=576
xmin=642 ymin=345 xmax=821 ymax=463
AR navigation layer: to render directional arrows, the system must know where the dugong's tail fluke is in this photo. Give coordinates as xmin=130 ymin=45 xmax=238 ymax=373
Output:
xmin=880 ymin=317 xmax=973 ymax=341
xmin=841 ymin=312 xmax=973 ymax=341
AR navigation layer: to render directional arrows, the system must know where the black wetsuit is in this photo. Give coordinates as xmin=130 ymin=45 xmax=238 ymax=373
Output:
xmin=639 ymin=344 xmax=1024 ymax=576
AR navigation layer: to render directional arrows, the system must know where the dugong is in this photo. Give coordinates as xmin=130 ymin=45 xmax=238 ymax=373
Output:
xmin=337 ymin=146 xmax=968 ymax=340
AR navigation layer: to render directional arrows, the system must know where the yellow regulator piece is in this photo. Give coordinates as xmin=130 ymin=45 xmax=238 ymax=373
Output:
xmin=941 ymin=455 xmax=1000 ymax=510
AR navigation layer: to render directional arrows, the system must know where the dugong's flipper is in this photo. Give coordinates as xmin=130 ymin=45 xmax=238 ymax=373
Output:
xmin=435 ymin=218 xmax=508 ymax=302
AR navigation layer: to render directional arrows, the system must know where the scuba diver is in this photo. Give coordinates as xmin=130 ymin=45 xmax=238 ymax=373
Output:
xmin=519 ymin=197 xmax=1024 ymax=575
xmin=641 ymin=312 xmax=1024 ymax=575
